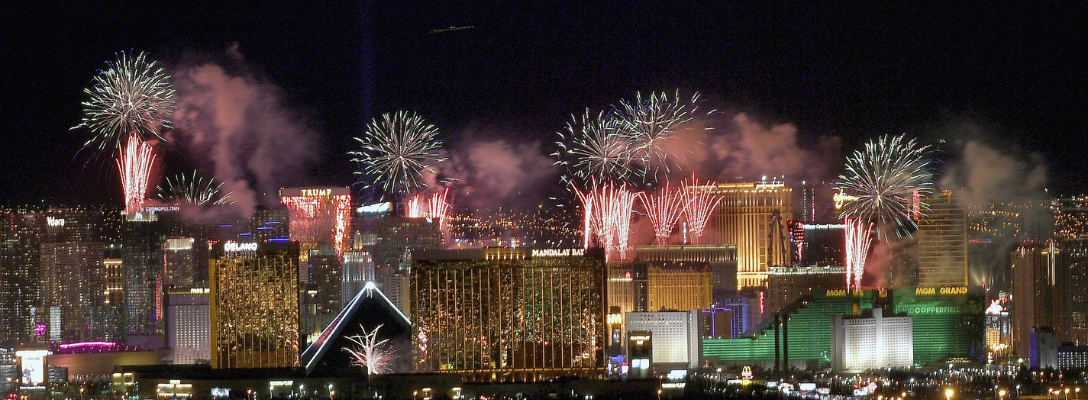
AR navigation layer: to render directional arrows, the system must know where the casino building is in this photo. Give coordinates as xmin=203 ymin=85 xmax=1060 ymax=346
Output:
xmin=410 ymin=248 xmax=606 ymax=382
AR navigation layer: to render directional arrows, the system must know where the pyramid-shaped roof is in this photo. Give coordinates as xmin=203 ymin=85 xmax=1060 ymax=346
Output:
xmin=301 ymin=282 xmax=412 ymax=376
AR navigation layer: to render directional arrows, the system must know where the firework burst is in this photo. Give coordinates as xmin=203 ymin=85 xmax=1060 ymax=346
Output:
xmin=844 ymin=218 xmax=873 ymax=291
xmin=350 ymin=111 xmax=445 ymax=199
xmin=616 ymin=90 xmax=705 ymax=179
xmin=553 ymin=109 xmax=635 ymax=185
xmin=157 ymin=170 xmax=234 ymax=207
xmin=837 ymin=134 xmax=933 ymax=237
xmin=343 ymin=323 xmax=396 ymax=376
xmin=405 ymin=195 xmax=426 ymax=218
xmin=74 ymin=52 xmax=175 ymax=155
xmin=116 ymin=134 xmax=157 ymax=213
xmin=682 ymin=176 xmax=722 ymax=245
xmin=639 ymin=183 xmax=687 ymax=245
xmin=427 ymin=188 xmax=451 ymax=232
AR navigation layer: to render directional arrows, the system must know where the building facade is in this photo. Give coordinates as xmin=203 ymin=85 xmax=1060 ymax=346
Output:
xmin=40 ymin=242 xmax=105 ymax=343
xmin=209 ymin=241 xmax=300 ymax=369
xmin=1011 ymin=241 xmax=1068 ymax=356
xmin=647 ymin=264 xmax=712 ymax=312
xmin=831 ymin=308 xmax=913 ymax=372
xmin=765 ymin=265 xmax=847 ymax=317
xmin=916 ymin=190 xmax=968 ymax=287
xmin=411 ymin=248 xmax=606 ymax=382
xmin=625 ymin=311 xmax=700 ymax=369
xmin=166 ymin=289 xmax=210 ymax=365
xmin=710 ymin=182 xmax=793 ymax=289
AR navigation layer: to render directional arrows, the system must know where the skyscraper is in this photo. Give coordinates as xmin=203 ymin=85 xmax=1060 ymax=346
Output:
xmin=166 ymin=289 xmax=210 ymax=365
xmin=40 ymin=242 xmax=105 ymax=343
xmin=1011 ymin=241 xmax=1068 ymax=356
xmin=300 ymin=248 xmax=342 ymax=346
xmin=209 ymin=240 xmax=301 ymax=369
xmin=710 ymin=182 xmax=793 ymax=289
xmin=411 ymin=248 xmax=606 ymax=382
xmin=121 ymin=213 xmax=166 ymax=336
xmin=280 ymin=187 xmax=352 ymax=264
xmin=916 ymin=190 xmax=968 ymax=287
xmin=646 ymin=264 xmax=713 ymax=312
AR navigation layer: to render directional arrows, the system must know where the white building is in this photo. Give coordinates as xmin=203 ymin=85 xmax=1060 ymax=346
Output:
xmin=625 ymin=311 xmax=700 ymax=369
xmin=166 ymin=289 xmax=211 ymax=364
xmin=831 ymin=308 xmax=913 ymax=372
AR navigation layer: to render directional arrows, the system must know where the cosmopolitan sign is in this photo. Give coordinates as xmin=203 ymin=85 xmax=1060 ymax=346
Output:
xmin=224 ymin=241 xmax=258 ymax=252
xmin=531 ymin=249 xmax=584 ymax=257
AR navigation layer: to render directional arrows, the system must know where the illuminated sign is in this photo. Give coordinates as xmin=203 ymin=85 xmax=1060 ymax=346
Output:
xmin=826 ymin=289 xmax=849 ymax=297
xmin=358 ymin=202 xmax=392 ymax=214
xmin=630 ymin=335 xmax=650 ymax=345
xmin=607 ymin=313 xmax=623 ymax=325
xmin=190 ymin=288 xmax=210 ymax=294
xmin=211 ymin=388 xmax=230 ymax=398
xmin=741 ymin=366 xmax=753 ymax=380
xmin=834 ymin=190 xmax=859 ymax=209
xmin=986 ymin=299 xmax=1004 ymax=315
xmin=300 ymin=188 xmax=332 ymax=197
xmin=224 ymin=241 xmax=258 ymax=252
xmin=531 ymin=249 xmax=584 ymax=257
xmin=915 ymin=286 xmax=968 ymax=296
xmin=143 ymin=206 xmax=180 ymax=213
xmin=46 ymin=217 xmax=64 ymax=227
xmin=15 ymin=350 xmax=50 ymax=386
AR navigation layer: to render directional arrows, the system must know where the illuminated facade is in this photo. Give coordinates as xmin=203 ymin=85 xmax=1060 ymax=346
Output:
xmin=710 ymin=182 xmax=793 ymax=288
xmin=166 ymin=289 xmax=210 ymax=365
xmin=163 ymin=237 xmax=195 ymax=290
xmin=301 ymin=248 xmax=342 ymax=346
xmin=647 ymin=264 xmax=712 ymax=312
xmin=122 ymin=216 xmax=166 ymax=336
xmin=1011 ymin=241 xmax=1068 ymax=356
xmin=209 ymin=241 xmax=300 ymax=369
xmin=765 ymin=265 xmax=846 ymax=317
xmin=411 ymin=248 xmax=606 ymax=382
xmin=625 ymin=311 xmax=700 ymax=369
xmin=916 ymin=190 xmax=968 ymax=287
xmin=1058 ymin=238 xmax=1088 ymax=343
xmin=40 ymin=242 xmax=105 ymax=343
xmin=1054 ymin=197 xmax=1088 ymax=239
xmin=831 ymin=308 xmax=913 ymax=372
xmin=634 ymin=244 xmax=738 ymax=299
xmin=280 ymin=187 xmax=352 ymax=264
xmin=891 ymin=286 xmax=985 ymax=365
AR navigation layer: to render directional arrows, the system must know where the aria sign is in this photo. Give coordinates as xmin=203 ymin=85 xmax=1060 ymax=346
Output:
xmin=224 ymin=241 xmax=258 ymax=253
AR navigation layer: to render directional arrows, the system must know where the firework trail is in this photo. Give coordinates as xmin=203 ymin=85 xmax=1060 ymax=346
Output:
xmin=157 ymin=170 xmax=234 ymax=206
xmin=427 ymin=188 xmax=451 ymax=232
xmin=616 ymin=90 xmax=705 ymax=180
xmin=116 ymin=134 xmax=157 ymax=214
xmin=575 ymin=181 xmax=639 ymax=260
xmin=553 ymin=109 xmax=635 ymax=185
xmin=349 ymin=111 xmax=445 ymax=200
xmin=343 ymin=323 xmax=395 ymax=376
xmin=639 ymin=183 xmax=687 ymax=245
xmin=405 ymin=195 xmax=426 ymax=218
xmin=837 ymin=134 xmax=932 ymax=237
xmin=844 ymin=218 xmax=873 ymax=291
xmin=74 ymin=52 xmax=175 ymax=155
xmin=682 ymin=176 xmax=722 ymax=245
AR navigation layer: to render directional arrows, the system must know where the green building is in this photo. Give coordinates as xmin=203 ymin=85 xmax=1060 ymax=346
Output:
xmin=702 ymin=288 xmax=983 ymax=369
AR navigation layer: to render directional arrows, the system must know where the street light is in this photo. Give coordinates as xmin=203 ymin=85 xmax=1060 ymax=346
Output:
xmin=1000 ymin=389 xmax=1007 ymax=400
xmin=1076 ymin=387 xmax=1081 ymax=400
xmin=1066 ymin=388 xmax=1071 ymax=400
xmin=945 ymin=388 xmax=954 ymax=400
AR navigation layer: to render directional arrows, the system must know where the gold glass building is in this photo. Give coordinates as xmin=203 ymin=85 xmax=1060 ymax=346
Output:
xmin=209 ymin=241 xmax=300 ymax=369
xmin=646 ymin=265 xmax=713 ymax=312
xmin=411 ymin=248 xmax=606 ymax=382
xmin=916 ymin=190 xmax=968 ymax=287
xmin=710 ymin=182 xmax=793 ymax=288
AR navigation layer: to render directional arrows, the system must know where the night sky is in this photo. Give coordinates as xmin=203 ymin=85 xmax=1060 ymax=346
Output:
xmin=2 ymin=2 xmax=1086 ymax=206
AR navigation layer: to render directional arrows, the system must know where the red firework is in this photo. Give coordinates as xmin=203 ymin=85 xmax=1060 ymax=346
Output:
xmin=844 ymin=218 xmax=872 ymax=291
xmin=575 ymin=181 xmax=638 ymax=260
xmin=116 ymin=133 xmax=157 ymax=214
xmin=427 ymin=188 xmax=451 ymax=232
xmin=405 ymin=195 xmax=426 ymax=218
xmin=682 ymin=176 xmax=722 ymax=245
xmin=639 ymin=183 xmax=687 ymax=245
xmin=281 ymin=192 xmax=352 ymax=258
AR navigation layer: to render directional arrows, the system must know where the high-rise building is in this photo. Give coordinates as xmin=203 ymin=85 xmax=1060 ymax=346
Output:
xmin=634 ymin=244 xmax=737 ymax=299
xmin=916 ymin=190 xmax=968 ymax=287
xmin=790 ymin=223 xmax=846 ymax=268
xmin=209 ymin=241 xmax=300 ymax=369
xmin=1053 ymin=197 xmax=1088 ymax=239
xmin=163 ymin=237 xmax=195 ymax=290
xmin=165 ymin=289 xmax=210 ymax=365
xmin=1060 ymin=239 xmax=1088 ymax=343
xmin=40 ymin=242 xmax=105 ymax=343
xmin=411 ymin=248 xmax=606 ymax=382
xmin=765 ymin=265 xmax=847 ymax=316
xmin=646 ymin=264 xmax=712 ymax=312
xmin=1011 ymin=241 xmax=1068 ymax=356
xmin=625 ymin=311 xmax=701 ymax=370
xmin=121 ymin=214 xmax=166 ymax=337
xmin=710 ymin=182 xmax=793 ymax=288
xmin=301 ymin=248 xmax=342 ymax=345
xmin=280 ymin=187 xmax=352 ymax=265
xmin=340 ymin=250 xmax=375 ymax=307
xmin=0 ymin=206 xmax=120 ymax=345
xmin=831 ymin=308 xmax=913 ymax=372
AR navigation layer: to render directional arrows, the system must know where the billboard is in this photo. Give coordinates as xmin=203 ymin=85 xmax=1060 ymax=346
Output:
xmin=15 ymin=350 xmax=50 ymax=386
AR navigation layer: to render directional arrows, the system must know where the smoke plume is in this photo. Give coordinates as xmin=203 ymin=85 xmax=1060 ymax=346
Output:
xmin=705 ymin=113 xmax=841 ymax=182
xmin=169 ymin=46 xmax=320 ymax=217
xmin=440 ymin=136 xmax=559 ymax=211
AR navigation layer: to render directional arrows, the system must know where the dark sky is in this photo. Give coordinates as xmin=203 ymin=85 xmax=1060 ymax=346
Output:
xmin=2 ymin=2 xmax=1087 ymax=205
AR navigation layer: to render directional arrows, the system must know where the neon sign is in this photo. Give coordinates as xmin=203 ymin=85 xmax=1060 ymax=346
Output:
xmin=224 ymin=241 xmax=258 ymax=252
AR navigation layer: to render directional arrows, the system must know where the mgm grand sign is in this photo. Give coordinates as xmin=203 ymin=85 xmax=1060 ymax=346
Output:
xmin=914 ymin=286 xmax=969 ymax=296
